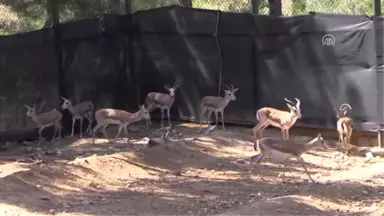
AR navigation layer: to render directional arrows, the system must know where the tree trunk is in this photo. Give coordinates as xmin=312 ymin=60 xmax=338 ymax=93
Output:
xmin=268 ymin=0 xmax=282 ymax=16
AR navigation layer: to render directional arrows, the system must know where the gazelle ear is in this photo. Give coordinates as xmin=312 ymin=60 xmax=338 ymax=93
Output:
xmin=317 ymin=133 xmax=322 ymax=138
xmin=286 ymin=103 xmax=293 ymax=109
xmin=164 ymin=85 xmax=169 ymax=91
xmin=233 ymin=88 xmax=238 ymax=92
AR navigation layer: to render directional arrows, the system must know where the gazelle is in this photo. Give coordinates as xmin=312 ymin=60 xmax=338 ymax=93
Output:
xmin=199 ymin=84 xmax=238 ymax=132
xmin=251 ymin=133 xmax=327 ymax=182
xmin=25 ymin=104 xmax=62 ymax=145
xmin=92 ymin=105 xmax=151 ymax=144
xmin=61 ymin=97 xmax=94 ymax=138
xmin=145 ymin=82 xmax=179 ymax=128
xmin=336 ymin=103 xmax=353 ymax=145
xmin=253 ymin=97 xmax=302 ymax=140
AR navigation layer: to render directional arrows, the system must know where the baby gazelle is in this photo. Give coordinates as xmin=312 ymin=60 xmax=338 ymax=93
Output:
xmin=92 ymin=105 xmax=151 ymax=144
xmin=251 ymin=133 xmax=327 ymax=182
xmin=199 ymin=84 xmax=238 ymax=131
xmin=25 ymin=104 xmax=62 ymax=145
xmin=61 ymin=97 xmax=94 ymax=138
xmin=336 ymin=103 xmax=353 ymax=145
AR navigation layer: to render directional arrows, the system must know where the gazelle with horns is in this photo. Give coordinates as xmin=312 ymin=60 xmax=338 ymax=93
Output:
xmin=145 ymin=82 xmax=180 ymax=128
xmin=253 ymin=97 xmax=302 ymax=140
xmin=199 ymin=84 xmax=238 ymax=131
xmin=60 ymin=97 xmax=94 ymax=138
xmin=336 ymin=103 xmax=353 ymax=145
xmin=24 ymin=104 xmax=62 ymax=145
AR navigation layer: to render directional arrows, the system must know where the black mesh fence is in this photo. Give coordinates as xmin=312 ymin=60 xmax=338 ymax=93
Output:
xmin=0 ymin=1 xmax=383 ymax=141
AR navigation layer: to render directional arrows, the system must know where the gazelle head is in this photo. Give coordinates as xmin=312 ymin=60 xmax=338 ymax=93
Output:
xmin=338 ymin=103 xmax=352 ymax=117
xmin=164 ymin=82 xmax=180 ymax=97
xmin=224 ymin=84 xmax=238 ymax=101
xmin=139 ymin=104 xmax=151 ymax=121
xmin=60 ymin=96 xmax=73 ymax=110
xmin=315 ymin=133 xmax=327 ymax=150
xmin=24 ymin=104 xmax=36 ymax=117
xmin=285 ymin=97 xmax=302 ymax=119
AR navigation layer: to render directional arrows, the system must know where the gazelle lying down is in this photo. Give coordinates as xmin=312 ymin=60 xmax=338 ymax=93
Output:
xmin=250 ymin=133 xmax=327 ymax=182
xmin=92 ymin=105 xmax=150 ymax=144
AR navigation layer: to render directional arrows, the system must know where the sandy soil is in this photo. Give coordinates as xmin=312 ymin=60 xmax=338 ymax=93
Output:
xmin=0 ymin=121 xmax=383 ymax=216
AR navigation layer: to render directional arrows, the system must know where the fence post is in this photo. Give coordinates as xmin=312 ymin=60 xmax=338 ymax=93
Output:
xmin=52 ymin=0 xmax=65 ymax=98
xmin=125 ymin=0 xmax=132 ymax=14
xmin=374 ymin=0 xmax=381 ymax=16
xmin=251 ymin=0 xmax=260 ymax=14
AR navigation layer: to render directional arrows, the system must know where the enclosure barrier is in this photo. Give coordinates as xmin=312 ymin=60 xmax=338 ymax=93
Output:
xmin=0 ymin=6 xmax=383 ymax=146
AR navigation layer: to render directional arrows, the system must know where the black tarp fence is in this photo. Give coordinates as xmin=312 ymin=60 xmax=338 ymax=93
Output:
xmin=0 ymin=5 xmax=383 ymax=141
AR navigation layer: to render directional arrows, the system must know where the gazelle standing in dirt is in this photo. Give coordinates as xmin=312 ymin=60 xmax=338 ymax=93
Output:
xmin=25 ymin=104 xmax=62 ymax=145
xmin=92 ymin=105 xmax=151 ymax=144
xmin=335 ymin=103 xmax=353 ymax=145
xmin=60 ymin=97 xmax=94 ymax=138
xmin=253 ymin=97 xmax=302 ymax=140
xmin=199 ymin=84 xmax=238 ymax=132
xmin=250 ymin=133 xmax=327 ymax=182
xmin=145 ymin=82 xmax=179 ymax=128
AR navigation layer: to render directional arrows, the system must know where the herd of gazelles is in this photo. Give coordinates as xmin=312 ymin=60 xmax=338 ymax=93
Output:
xmin=23 ymin=82 xmax=354 ymax=182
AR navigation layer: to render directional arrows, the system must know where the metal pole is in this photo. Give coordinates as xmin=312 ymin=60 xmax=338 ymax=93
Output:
xmin=251 ymin=0 xmax=260 ymax=14
xmin=374 ymin=0 xmax=381 ymax=16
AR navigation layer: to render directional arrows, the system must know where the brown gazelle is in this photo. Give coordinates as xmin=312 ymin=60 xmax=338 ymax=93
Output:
xmin=199 ymin=84 xmax=238 ymax=132
xmin=61 ymin=97 xmax=94 ymax=138
xmin=145 ymin=82 xmax=179 ymax=128
xmin=92 ymin=105 xmax=151 ymax=144
xmin=336 ymin=103 xmax=353 ymax=145
xmin=253 ymin=98 xmax=302 ymax=140
xmin=25 ymin=104 xmax=62 ymax=145
xmin=251 ymin=133 xmax=327 ymax=182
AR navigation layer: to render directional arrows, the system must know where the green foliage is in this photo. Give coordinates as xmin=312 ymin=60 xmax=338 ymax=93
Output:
xmin=0 ymin=0 xmax=381 ymax=35
xmin=284 ymin=0 xmax=377 ymax=15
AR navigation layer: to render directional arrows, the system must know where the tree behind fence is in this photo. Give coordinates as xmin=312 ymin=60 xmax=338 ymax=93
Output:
xmin=0 ymin=0 xmax=379 ymax=36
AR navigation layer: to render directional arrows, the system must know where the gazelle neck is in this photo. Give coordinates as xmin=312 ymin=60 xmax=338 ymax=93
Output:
xmin=303 ymin=137 xmax=320 ymax=151
xmin=129 ymin=110 xmax=144 ymax=123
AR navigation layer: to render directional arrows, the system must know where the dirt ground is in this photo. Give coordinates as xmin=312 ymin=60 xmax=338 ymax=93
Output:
xmin=0 ymin=121 xmax=383 ymax=216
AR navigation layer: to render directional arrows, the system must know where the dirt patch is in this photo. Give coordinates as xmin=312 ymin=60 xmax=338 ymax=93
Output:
xmin=0 ymin=122 xmax=383 ymax=216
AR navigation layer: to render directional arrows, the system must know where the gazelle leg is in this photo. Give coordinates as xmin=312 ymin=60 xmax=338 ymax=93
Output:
xmin=79 ymin=118 xmax=83 ymax=138
xmin=167 ymin=108 xmax=171 ymax=128
xmin=38 ymin=126 xmax=46 ymax=145
xmin=214 ymin=111 xmax=218 ymax=127
xmin=114 ymin=125 xmax=123 ymax=142
xmin=92 ymin=123 xmax=103 ymax=144
xmin=51 ymin=125 xmax=57 ymax=142
xmin=298 ymin=157 xmax=314 ymax=182
xmin=71 ymin=117 xmax=76 ymax=137
xmin=285 ymin=129 xmax=290 ymax=140
xmin=57 ymin=123 xmax=62 ymax=140
xmin=206 ymin=110 xmax=213 ymax=127
xmin=257 ymin=123 xmax=269 ymax=139
xmin=102 ymin=124 xmax=112 ymax=143
xmin=160 ymin=108 xmax=165 ymax=129
xmin=199 ymin=108 xmax=207 ymax=132
xmin=221 ymin=110 xmax=225 ymax=130
xmin=123 ymin=125 xmax=129 ymax=143
xmin=280 ymin=128 xmax=285 ymax=139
